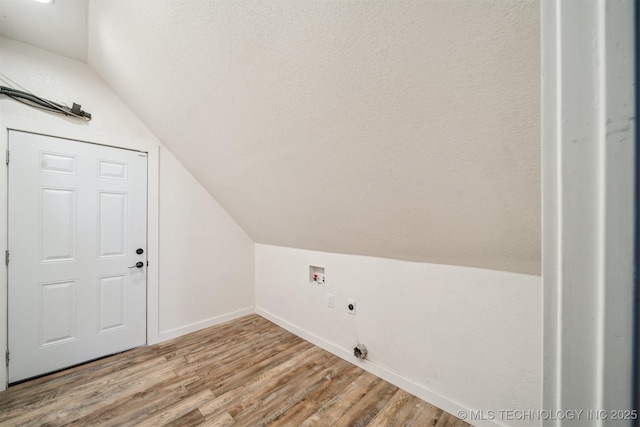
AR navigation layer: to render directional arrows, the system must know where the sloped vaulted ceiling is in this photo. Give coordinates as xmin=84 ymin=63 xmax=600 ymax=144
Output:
xmin=9 ymin=0 xmax=542 ymax=275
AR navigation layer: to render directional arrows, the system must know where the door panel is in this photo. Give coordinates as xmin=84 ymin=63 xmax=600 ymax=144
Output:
xmin=98 ymin=275 xmax=127 ymax=332
xmin=8 ymin=131 xmax=147 ymax=383
xmin=98 ymin=191 xmax=128 ymax=257
xmin=40 ymin=187 xmax=77 ymax=262
xmin=40 ymin=280 xmax=76 ymax=346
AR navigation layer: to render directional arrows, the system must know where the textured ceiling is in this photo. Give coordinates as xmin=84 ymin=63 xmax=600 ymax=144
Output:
xmin=0 ymin=0 xmax=88 ymax=62
xmin=3 ymin=0 xmax=541 ymax=274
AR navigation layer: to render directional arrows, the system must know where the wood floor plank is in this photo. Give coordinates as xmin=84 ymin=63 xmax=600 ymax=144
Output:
xmin=0 ymin=355 xmax=176 ymax=422
xmin=162 ymin=408 xmax=206 ymax=427
xmin=133 ymin=389 xmax=215 ymax=427
xmin=173 ymin=325 xmax=294 ymax=373
xmin=366 ymin=389 xmax=420 ymax=426
xmin=332 ymin=378 xmax=399 ymax=427
xmin=164 ymin=317 xmax=276 ymax=363
xmin=197 ymin=344 xmax=321 ymax=418
xmin=0 ymin=344 xmax=161 ymax=405
xmin=156 ymin=314 xmax=265 ymax=351
xmin=403 ymin=399 xmax=445 ymax=426
xmin=183 ymin=334 xmax=305 ymax=396
xmin=0 ymin=314 xmax=470 ymax=427
xmin=264 ymin=361 xmax=366 ymax=425
xmin=192 ymin=337 xmax=311 ymax=396
xmin=298 ymin=371 xmax=380 ymax=426
xmin=199 ymin=410 xmax=235 ymax=427
xmin=177 ymin=326 xmax=295 ymax=377
xmin=2 ymin=358 xmax=186 ymax=427
xmin=230 ymin=350 xmax=343 ymax=426
xmin=66 ymin=374 xmax=200 ymax=426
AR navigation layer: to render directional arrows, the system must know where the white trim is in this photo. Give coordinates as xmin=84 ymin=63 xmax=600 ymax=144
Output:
xmin=542 ymin=0 xmax=636 ymax=423
xmin=0 ymin=125 xmax=161 ymax=390
xmin=156 ymin=307 xmax=254 ymax=343
xmin=146 ymin=145 xmax=160 ymax=345
xmin=595 ymin=0 xmax=608 ymax=411
xmin=0 ymin=127 xmax=8 ymax=390
xmin=599 ymin=0 xmax=636 ymax=412
xmin=256 ymin=306 xmax=502 ymax=427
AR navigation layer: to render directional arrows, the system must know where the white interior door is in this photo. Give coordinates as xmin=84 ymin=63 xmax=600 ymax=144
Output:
xmin=7 ymin=131 xmax=147 ymax=383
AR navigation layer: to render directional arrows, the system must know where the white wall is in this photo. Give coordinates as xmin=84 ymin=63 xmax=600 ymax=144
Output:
xmin=255 ymin=244 xmax=542 ymax=427
xmin=158 ymin=151 xmax=254 ymax=338
xmin=0 ymin=37 xmax=255 ymax=387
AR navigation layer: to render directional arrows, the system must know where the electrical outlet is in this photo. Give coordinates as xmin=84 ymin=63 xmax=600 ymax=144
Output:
xmin=327 ymin=294 xmax=334 ymax=308
xmin=347 ymin=299 xmax=356 ymax=315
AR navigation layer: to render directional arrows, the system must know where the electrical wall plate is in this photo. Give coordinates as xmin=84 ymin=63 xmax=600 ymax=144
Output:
xmin=327 ymin=294 xmax=334 ymax=308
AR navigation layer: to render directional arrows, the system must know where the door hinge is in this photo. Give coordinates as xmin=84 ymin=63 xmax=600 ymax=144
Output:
xmin=5 ymin=149 xmax=9 ymax=165
xmin=5 ymin=350 xmax=9 ymax=367
xmin=5 ymin=250 xmax=9 ymax=266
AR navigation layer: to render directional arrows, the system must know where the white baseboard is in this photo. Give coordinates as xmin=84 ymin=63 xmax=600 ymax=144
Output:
xmin=255 ymin=306 xmax=503 ymax=427
xmin=155 ymin=307 xmax=254 ymax=343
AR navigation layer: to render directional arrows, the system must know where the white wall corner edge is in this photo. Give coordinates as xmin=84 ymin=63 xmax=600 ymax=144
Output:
xmin=255 ymin=306 xmax=504 ymax=427
xmin=153 ymin=307 xmax=255 ymax=344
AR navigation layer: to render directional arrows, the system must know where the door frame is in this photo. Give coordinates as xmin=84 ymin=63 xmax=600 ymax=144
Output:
xmin=542 ymin=0 xmax=636 ymax=420
xmin=0 ymin=125 xmax=160 ymax=390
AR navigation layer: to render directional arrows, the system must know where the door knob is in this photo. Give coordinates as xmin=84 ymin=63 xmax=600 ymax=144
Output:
xmin=128 ymin=261 xmax=144 ymax=269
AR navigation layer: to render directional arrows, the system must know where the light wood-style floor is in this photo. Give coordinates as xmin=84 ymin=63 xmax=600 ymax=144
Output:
xmin=0 ymin=314 xmax=470 ymax=426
